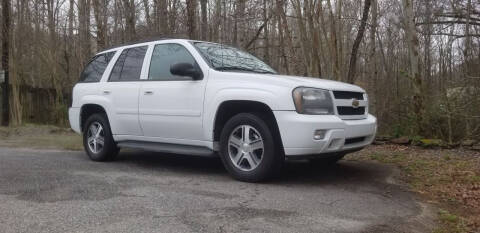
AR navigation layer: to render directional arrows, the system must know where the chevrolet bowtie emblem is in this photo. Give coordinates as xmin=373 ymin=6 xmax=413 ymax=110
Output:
xmin=352 ymin=99 xmax=360 ymax=108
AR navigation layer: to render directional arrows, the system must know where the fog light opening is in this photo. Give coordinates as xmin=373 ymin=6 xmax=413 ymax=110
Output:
xmin=313 ymin=130 xmax=327 ymax=140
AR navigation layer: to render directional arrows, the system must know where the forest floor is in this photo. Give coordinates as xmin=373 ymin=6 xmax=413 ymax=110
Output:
xmin=0 ymin=124 xmax=82 ymax=151
xmin=0 ymin=125 xmax=479 ymax=232
xmin=346 ymin=145 xmax=480 ymax=233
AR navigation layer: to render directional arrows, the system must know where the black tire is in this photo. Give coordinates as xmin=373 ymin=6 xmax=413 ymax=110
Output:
xmin=82 ymin=113 xmax=119 ymax=161
xmin=309 ymin=153 xmax=346 ymax=165
xmin=219 ymin=113 xmax=284 ymax=182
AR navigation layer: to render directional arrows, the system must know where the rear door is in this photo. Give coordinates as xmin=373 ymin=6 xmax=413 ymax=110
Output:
xmin=139 ymin=42 xmax=207 ymax=141
xmin=101 ymin=46 xmax=148 ymax=136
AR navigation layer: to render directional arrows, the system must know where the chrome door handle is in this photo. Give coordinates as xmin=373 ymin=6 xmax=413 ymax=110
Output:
xmin=103 ymin=90 xmax=111 ymax=95
xmin=144 ymin=91 xmax=154 ymax=95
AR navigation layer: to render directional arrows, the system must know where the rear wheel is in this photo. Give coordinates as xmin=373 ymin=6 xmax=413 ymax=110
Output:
xmin=219 ymin=113 xmax=283 ymax=182
xmin=83 ymin=113 xmax=119 ymax=161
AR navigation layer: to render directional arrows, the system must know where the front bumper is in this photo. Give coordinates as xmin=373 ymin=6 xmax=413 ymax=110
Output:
xmin=273 ymin=111 xmax=377 ymax=156
xmin=68 ymin=107 xmax=81 ymax=134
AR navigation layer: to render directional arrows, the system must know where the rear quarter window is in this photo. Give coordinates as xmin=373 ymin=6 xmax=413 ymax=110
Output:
xmin=79 ymin=52 xmax=115 ymax=82
xmin=109 ymin=46 xmax=148 ymax=82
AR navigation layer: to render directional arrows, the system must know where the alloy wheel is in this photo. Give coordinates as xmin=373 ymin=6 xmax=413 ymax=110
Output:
xmin=87 ymin=122 xmax=105 ymax=154
xmin=228 ymin=125 xmax=264 ymax=171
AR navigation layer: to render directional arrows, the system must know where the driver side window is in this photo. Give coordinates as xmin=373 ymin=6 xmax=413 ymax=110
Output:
xmin=148 ymin=44 xmax=198 ymax=81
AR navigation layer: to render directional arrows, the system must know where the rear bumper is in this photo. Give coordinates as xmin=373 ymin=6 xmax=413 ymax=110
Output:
xmin=68 ymin=107 xmax=81 ymax=134
xmin=273 ymin=111 xmax=377 ymax=156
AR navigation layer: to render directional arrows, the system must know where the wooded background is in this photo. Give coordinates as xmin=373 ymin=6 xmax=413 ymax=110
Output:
xmin=0 ymin=0 xmax=479 ymax=143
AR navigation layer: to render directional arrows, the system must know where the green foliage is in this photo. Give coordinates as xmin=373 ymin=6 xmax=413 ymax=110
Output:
xmin=54 ymin=103 xmax=69 ymax=127
xmin=392 ymin=124 xmax=405 ymax=138
xmin=410 ymin=135 xmax=423 ymax=145
xmin=385 ymin=91 xmax=480 ymax=144
xmin=419 ymin=139 xmax=445 ymax=148
xmin=434 ymin=210 xmax=469 ymax=233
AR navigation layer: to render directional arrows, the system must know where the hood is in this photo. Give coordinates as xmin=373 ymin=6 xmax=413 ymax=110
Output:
xmin=229 ymin=72 xmax=366 ymax=93
xmin=272 ymin=75 xmax=365 ymax=92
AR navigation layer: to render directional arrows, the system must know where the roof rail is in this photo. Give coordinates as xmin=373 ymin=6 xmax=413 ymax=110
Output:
xmin=98 ymin=37 xmax=181 ymax=53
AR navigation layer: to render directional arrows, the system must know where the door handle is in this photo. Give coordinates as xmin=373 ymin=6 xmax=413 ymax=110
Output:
xmin=103 ymin=90 xmax=111 ymax=95
xmin=144 ymin=91 xmax=154 ymax=95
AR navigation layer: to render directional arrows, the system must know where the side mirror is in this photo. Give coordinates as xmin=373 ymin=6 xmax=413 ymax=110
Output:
xmin=170 ymin=63 xmax=203 ymax=80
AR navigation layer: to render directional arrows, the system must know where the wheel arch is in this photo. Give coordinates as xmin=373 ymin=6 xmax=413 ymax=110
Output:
xmin=212 ymin=100 xmax=284 ymax=153
xmin=80 ymin=103 xmax=109 ymax=132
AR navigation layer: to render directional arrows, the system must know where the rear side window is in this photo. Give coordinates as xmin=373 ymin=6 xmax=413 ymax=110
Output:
xmin=109 ymin=46 xmax=148 ymax=82
xmin=80 ymin=52 xmax=114 ymax=82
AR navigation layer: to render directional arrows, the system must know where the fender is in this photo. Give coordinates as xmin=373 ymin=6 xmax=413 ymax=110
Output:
xmin=203 ymin=87 xmax=279 ymax=141
xmin=79 ymin=95 xmax=117 ymax=134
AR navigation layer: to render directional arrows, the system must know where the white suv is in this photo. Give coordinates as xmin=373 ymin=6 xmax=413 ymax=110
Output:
xmin=69 ymin=39 xmax=377 ymax=182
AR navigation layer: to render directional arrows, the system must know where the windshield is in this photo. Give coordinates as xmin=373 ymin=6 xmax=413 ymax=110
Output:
xmin=193 ymin=42 xmax=277 ymax=74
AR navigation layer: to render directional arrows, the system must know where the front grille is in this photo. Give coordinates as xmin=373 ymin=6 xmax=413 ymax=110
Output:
xmin=337 ymin=106 xmax=365 ymax=115
xmin=333 ymin=91 xmax=364 ymax=100
xmin=345 ymin=137 xmax=365 ymax=145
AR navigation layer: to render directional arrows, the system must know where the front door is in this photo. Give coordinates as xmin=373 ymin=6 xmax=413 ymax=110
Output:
xmin=139 ymin=43 xmax=207 ymax=141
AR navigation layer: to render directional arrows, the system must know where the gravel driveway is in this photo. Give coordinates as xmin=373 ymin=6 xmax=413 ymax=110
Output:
xmin=0 ymin=147 xmax=434 ymax=233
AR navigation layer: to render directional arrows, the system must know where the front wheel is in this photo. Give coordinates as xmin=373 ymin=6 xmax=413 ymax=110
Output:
xmin=83 ymin=113 xmax=119 ymax=161
xmin=219 ymin=113 xmax=283 ymax=182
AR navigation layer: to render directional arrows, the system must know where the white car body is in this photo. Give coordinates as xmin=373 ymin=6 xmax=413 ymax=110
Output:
xmin=69 ymin=39 xmax=377 ymax=159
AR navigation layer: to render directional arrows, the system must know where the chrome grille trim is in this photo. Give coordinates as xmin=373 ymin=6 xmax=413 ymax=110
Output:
xmin=331 ymin=91 xmax=368 ymax=120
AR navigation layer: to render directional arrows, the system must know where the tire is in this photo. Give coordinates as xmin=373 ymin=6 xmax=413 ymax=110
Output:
xmin=82 ymin=113 xmax=119 ymax=161
xmin=309 ymin=153 xmax=346 ymax=166
xmin=219 ymin=113 xmax=283 ymax=182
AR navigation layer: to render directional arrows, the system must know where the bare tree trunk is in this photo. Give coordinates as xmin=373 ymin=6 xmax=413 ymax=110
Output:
xmin=1 ymin=0 xmax=11 ymax=126
xmin=262 ymin=0 xmax=269 ymax=63
xmin=78 ymin=0 xmax=92 ymax=65
xmin=200 ymin=0 xmax=207 ymax=40
xmin=143 ymin=0 xmax=151 ymax=30
xmin=212 ymin=0 xmax=221 ymax=42
xmin=336 ymin=0 xmax=344 ymax=80
xmin=68 ymin=0 xmax=74 ymax=38
xmin=186 ymin=0 xmax=197 ymax=39
xmin=318 ymin=2 xmax=331 ymax=76
xmin=465 ymin=0 xmax=472 ymax=60
xmin=112 ymin=0 xmax=120 ymax=43
xmin=122 ymin=0 xmax=136 ymax=41
xmin=306 ymin=0 xmax=321 ymax=77
xmin=423 ymin=0 xmax=432 ymax=94
xmin=346 ymin=0 xmax=372 ymax=84
xmin=277 ymin=0 xmax=298 ymax=74
xmin=154 ymin=0 xmax=169 ymax=35
xmin=234 ymin=0 xmax=246 ymax=47
xmin=168 ymin=0 xmax=178 ymax=34
xmin=292 ymin=0 xmax=310 ymax=76
xmin=276 ymin=2 xmax=289 ymax=74
xmin=93 ymin=0 xmax=108 ymax=50
xmin=403 ymin=0 xmax=425 ymax=134
xmin=326 ymin=0 xmax=340 ymax=80
xmin=367 ymin=0 xmax=377 ymax=114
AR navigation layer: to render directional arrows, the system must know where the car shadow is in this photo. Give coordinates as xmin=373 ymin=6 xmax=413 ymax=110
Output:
xmin=111 ymin=149 xmax=393 ymax=186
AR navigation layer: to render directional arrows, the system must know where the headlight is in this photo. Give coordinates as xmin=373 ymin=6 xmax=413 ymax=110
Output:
xmin=292 ymin=87 xmax=334 ymax=115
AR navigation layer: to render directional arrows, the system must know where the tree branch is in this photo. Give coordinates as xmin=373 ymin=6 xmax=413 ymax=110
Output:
xmin=244 ymin=14 xmax=273 ymax=49
xmin=346 ymin=0 xmax=372 ymax=84
xmin=416 ymin=20 xmax=480 ymax=27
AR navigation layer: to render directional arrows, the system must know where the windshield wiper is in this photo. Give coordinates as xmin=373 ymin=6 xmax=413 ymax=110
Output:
xmin=215 ymin=66 xmax=275 ymax=74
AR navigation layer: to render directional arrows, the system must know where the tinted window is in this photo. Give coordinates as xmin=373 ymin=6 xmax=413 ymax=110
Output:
xmin=109 ymin=46 xmax=147 ymax=81
xmin=80 ymin=52 xmax=114 ymax=82
xmin=148 ymin=44 xmax=198 ymax=80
